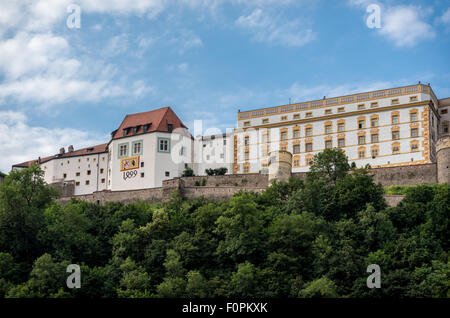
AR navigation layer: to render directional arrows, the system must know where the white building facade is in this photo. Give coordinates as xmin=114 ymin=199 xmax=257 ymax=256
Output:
xmin=232 ymin=83 xmax=444 ymax=174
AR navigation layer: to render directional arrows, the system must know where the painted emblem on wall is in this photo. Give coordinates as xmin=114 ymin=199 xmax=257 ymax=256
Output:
xmin=120 ymin=156 xmax=140 ymax=171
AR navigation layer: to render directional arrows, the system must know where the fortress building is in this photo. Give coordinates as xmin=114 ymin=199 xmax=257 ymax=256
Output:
xmin=12 ymin=83 xmax=450 ymax=195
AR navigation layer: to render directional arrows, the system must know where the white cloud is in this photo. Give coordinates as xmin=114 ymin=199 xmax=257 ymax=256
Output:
xmin=0 ymin=111 xmax=107 ymax=173
xmin=439 ymin=8 xmax=450 ymax=24
xmin=0 ymin=32 xmax=153 ymax=105
xmin=236 ymin=8 xmax=315 ymax=47
xmin=379 ymin=5 xmax=435 ymax=47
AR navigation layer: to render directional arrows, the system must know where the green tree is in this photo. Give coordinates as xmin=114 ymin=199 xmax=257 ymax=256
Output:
xmin=298 ymin=276 xmax=338 ymax=298
xmin=0 ymin=164 xmax=58 ymax=263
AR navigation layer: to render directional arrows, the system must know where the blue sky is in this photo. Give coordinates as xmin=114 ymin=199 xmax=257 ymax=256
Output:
xmin=0 ymin=0 xmax=449 ymax=172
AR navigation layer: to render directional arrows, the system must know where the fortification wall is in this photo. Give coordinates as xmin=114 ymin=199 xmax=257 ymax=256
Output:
xmin=179 ymin=174 xmax=268 ymax=188
xmin=371 ymin=163 xmax=437 ymax=186
xmin=56 ymin=163 xmax=438 ymax=206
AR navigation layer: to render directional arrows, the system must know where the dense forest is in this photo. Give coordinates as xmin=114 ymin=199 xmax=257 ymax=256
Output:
xmin=0 ymin=149 xmax=448 ymax=298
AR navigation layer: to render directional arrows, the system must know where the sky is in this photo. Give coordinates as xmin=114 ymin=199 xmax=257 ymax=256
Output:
xmin=0 ymin=0 xmax=449 ymax=173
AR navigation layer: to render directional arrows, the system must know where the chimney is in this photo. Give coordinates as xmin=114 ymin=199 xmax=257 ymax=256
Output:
xmin=68 ymin=145 xmax=74 ymax=152
xmin=38 ymin=157 xmax=41 ymax=164
xmin=59 ymin=147 xmax=65 ymax=155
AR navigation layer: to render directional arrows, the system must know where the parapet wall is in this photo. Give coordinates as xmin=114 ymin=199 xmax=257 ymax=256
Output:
xmin=57 ymin=163 xmax=437 ymax=205
xmin=371 ymin=163 xmax=437 ymax=186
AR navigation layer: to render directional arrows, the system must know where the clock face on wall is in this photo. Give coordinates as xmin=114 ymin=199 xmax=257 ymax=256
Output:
xmin=120 ymin=156 xmax=140 ymax=171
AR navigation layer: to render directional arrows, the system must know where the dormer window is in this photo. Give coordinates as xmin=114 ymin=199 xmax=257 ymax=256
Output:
xmin=168 ymin=124 xmax=173 ymax=133
xmin=123 ymin=128 xmax=128 ymax=137
xmin=132 ymin=127 xmax=138 ymax=135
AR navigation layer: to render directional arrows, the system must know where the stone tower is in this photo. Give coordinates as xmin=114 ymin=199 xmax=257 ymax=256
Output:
xmin=268 ymin=150 xmax=292 ymax=184
xmin=436 ymin=136 xmax=450 ymax=184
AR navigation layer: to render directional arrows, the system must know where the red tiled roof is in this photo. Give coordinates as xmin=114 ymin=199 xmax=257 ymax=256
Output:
xmin=12 ymin=143 xmax=108 ymax=168
xmin=111 ymin=106 xmax=191 ymax=140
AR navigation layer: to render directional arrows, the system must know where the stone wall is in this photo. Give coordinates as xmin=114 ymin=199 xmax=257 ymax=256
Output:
xmin=371 ymin=163 xmax=437 ymax=186
xmin=178 ymin=174 xmax=268 ymax=188
xmin=57 ymin=163 xmax=438 ymax=206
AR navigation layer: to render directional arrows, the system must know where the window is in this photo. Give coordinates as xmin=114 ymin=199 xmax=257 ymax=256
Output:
xmin=167 ymin=124 xmax=173 ymax=133
xmin=358 ymin=120 xmax=365 ymax=129
xmin=306 ymin=112 xmax=312 ymax=118
xmin=441 ymin=109 xmax=448 ymax=115
xmin=293 ymin=129 xmax=300 ymax=138
xmin=281 ymin=116 xmax=288 ymax=121
xmin=281 ymin=132 xmax=287 ymax=140
xmin=358 ymin=135 xmax=366 ymax=145
xmin=338 ymin=138 xmax=345 ymax=147
xmin=371 ymin=134 xmax=379 ymax=143
xmin=244 ymin=136 xmax=250 ymax=145
xmin=244 ymin=151 xmax=249 ymax=161
xmin=262 ymin=118 xmax=269 ymax=124
xmin=140 ymin=173 xmax=145 ymax=178
xmin=371 ymin=148 xmax=378 ymax=158
xmin=444 ymin=124 xmax=449 ymax=134
xmin=262 ymin=134 xmax=268 ymax=143
xmin=223 ymin=139 xmax=227 ymax=145
xmin=306 ymin=157 xmax=313 ymax=166
xmin=100 ymin=168 xmax=104 ymax=174
xmin=293 ymin=158 xmax=300 ymax=167
xmin=76 ymin=182 xmax=80 ymax=186
xmin=87 ymin=170 xmax=91 ymax=175
xmin=393 ymin=146 xmax=400 ymax=154
xmin=392 ymin=115 xmax=399 ymax=124
xmin=76 ymin=172 xmax=80 ymax=177
xmin=338 ymin=123 xmax=345 ymax=132
xmin=220 ymin=153 xmax=224 ymax=159
xmin=244 ymin=121 xmax=250 ymax=127
xmin=325 ymin=125 xmax=332 ymax=134
xmin=165 ymin=171 xmax=170 ymax=177
xmin=411 ymin=128 xmax=418 ymax=137
xmin=371 ymin=102 xmax=378 ymax=108
xmin=391 ymin=98 xmax=399 ymax=105
xmin=101 ymin=178 xmax=105 ymax=183
xmin=358 ymin=150 xmax=365 ymax=159
xmin=306 ymin=127 xmax=312 ymax=137
xmin=179 ymin=146 xmax=185 ymax=156
xmin=392 ymin=131 xmax=400 ymax=140
xmin=325 ymin=140 xmax=332 ymax=149
xmin=358 ymin=104 xmax=365 ymax=110
xmin=411 ymin=143 xmax=418 ymax=152
xmin=132 ymin=140 xmax=143 ymax=155
xmin=293 ymin=114 xmax=300 ymax=119
xmin=305 ymin=143 xmax=313 ymax=152
xmin=325 ymin=109 xmax=332 ymax=115
xmin=119 ymin=143 xmax=128 ymax=158
xmin=63 ymin=173 xmax=67 ymax=178
xmin=85 ymin=180 xmax=90 ymax=185
xmin=281 ymin=145 xmax=287 ymax=151
xmin=141 ymin=162 xmax=144 ymax=168
xmin=243 ymin=165 xmax=250 ymax=173
xmin=410 ymin=112 xmax=418 ymax=122
xmin=410 ymin=96 xmax=418 ymax=102
xmin=371 ymin=118 xmax=378 ymax=127
xmin=158 ymin=138 xmax=170 ymax=153
xmin=338 ymin=107 xmax=345 ymax=113
xmin=206 ymin=155 xmax=210 ymax=160
xmin=293 ymin=144 xmax=300 ymax=154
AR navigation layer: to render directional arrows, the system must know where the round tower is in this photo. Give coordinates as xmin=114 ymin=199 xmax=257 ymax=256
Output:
xmin=268 ymin=150 xmax=292 ymax=184
xmin=436 ymin=136 xmax=450 ymax=184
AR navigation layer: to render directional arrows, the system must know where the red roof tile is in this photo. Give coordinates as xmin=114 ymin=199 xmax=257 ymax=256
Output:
xmin=12 ymin=143 xmax=108 ymax=168
xmin=111 ymin=106 xmax=190 ymax=140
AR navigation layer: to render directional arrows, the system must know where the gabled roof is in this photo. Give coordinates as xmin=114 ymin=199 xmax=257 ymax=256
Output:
xmin=12 ymin=143 xmax=108 ymax=168
xmin=111 ymin=106 xmax=191 ymax=140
